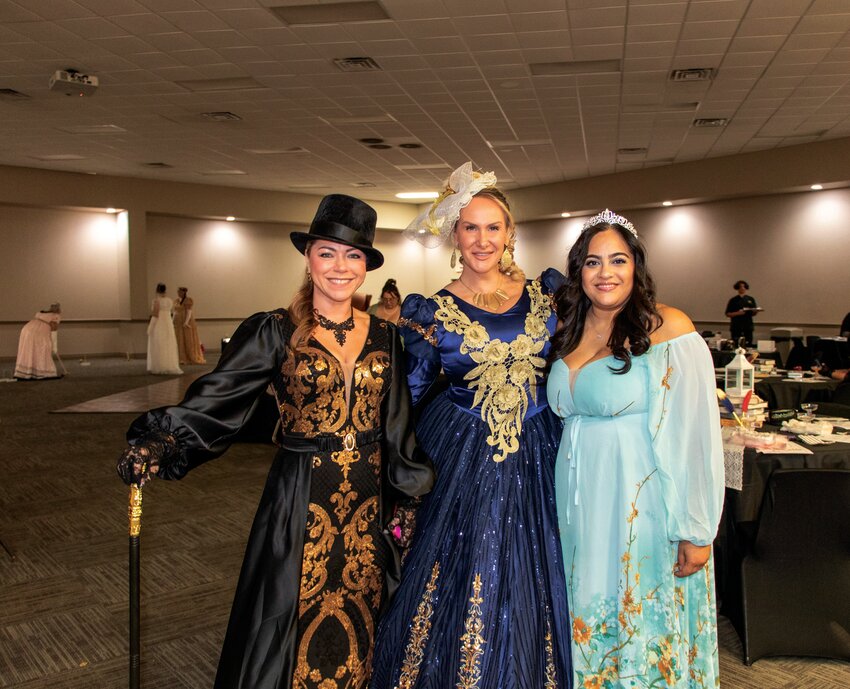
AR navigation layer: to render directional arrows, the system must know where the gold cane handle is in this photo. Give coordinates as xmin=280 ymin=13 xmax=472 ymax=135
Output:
xmin=128 ymin=484 xmax=143 ymax=537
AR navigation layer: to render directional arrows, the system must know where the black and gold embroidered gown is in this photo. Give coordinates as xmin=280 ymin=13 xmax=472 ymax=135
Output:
xmin=124 ymin=310 xmax=434 ymax=689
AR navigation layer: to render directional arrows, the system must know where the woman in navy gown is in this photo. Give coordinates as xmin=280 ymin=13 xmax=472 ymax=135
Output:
xmin=370 ymin=163 xmax=572 ymax=688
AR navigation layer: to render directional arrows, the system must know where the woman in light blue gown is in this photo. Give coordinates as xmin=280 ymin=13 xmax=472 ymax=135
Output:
xmin=547 ymin=210 xmax=724 ymax=688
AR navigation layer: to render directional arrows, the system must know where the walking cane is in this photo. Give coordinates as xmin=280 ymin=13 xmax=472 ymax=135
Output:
xmin=128 ymin=481 xmax=143 ymax=689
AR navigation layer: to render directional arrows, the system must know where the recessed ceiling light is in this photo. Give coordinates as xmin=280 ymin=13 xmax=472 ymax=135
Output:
xmin=662 ymin=201 xmax=673 ymax=206
xmin=811 ymin=184 xmax=823 ymax=190
xmin=106 ymin=208 xmax=118 ymax=213
xmin=396 ymin=192 xmax=439 ymax=200
xmin=226 ymin=216 xmax=236 ymax=222
xmin=561 ymin=212 xmax=571 ymax=218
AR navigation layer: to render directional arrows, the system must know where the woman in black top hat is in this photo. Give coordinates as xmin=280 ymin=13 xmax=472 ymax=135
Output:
xmin=117 ymin=194 xmax=435 ymax=689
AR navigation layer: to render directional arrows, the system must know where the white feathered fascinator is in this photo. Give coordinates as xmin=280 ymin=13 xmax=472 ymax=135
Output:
xmin=403 ymin=162 xmax=498 ymax=247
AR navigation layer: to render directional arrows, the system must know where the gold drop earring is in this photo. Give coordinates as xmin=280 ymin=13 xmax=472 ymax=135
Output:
xmin=450 ymin=247 xmax=457 ymax=269
xmin=499 ymin=247 xmax=512 ymax=271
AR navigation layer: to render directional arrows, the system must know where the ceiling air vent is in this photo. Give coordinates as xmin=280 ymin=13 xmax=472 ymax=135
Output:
xmin=693 ymin=118 xmax=728 ymax=128
xmin=670 ymin=68 xmax=716 ymax=82
xmin=201 ymin=111 xmax=242 ymax=122
xmin=0 ymin=88 xmax=30 ymax=100
xmin=617 ymin=147 xmax=647 ymax=156
xmin=143 ymin=162 xmax=173 ymax=168
xmin=333 ymin=57 xmax=382 ymax=73
xmin=351 ymin=182 xmax=376 ymax=188
xmin=247 ymin=146 xmax=309 ymax=154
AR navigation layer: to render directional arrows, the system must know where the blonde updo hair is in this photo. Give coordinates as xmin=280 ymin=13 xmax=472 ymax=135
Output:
xmin=454 ymin=188 xmax=525 ymax=283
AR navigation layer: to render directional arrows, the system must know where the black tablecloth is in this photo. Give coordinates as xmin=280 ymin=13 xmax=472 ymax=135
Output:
xmin=754 ymin=376 xmax=837 ymax=410
xmin=730 ymin=439 xmax=850 ymax=523
xmin=715 ymin=434 xmax=850 ymax=616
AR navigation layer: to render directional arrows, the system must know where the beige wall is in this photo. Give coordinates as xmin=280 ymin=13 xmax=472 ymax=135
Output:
xmin=1 ymin=146 xmax=849 ymax=358
xmin=515 ymin=188 xmax=850 ymax=341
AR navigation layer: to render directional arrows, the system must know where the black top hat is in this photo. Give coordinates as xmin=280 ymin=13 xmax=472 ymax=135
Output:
xmin=290 ymin=194 xmax=384 ymax=270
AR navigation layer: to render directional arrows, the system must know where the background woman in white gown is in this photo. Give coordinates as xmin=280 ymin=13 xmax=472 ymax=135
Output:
xmin=147 ymin=283 xmax=182 ymax=375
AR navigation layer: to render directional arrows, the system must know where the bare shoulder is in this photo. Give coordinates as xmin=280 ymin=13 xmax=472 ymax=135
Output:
xmin=354 ymin=309 xmax=371 ymax=327
xmin=651 ymin=304 xmax=695 ymax=344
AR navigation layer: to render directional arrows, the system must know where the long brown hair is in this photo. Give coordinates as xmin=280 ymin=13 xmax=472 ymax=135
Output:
xmin=548 ymin=222 xmax=661 ymax=374
xmin=287 ymin=243 xmax=317 ymax=351
xmin=456 ymin=188 xmax=525 ymax=283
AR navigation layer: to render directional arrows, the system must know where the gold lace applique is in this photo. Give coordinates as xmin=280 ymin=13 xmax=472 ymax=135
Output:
xmin=544 ymin=617 xmax=558 ymax=689
xmin=433 ymin=281 xmax=552 ymax=461
xmin=277 ymin=345 xmax=347 ymax=435
xmin=351 ymin=351 xmax=390 ymax=432
xmin=398 ymin=316 xmax=437 ymax=347
xmin=395 ymin=562 xmax=440 ymax=689
xmin=456 ymin=574 xmax=486 ymax=689
xmin=299 ymin=504 xmax=337 ymax=608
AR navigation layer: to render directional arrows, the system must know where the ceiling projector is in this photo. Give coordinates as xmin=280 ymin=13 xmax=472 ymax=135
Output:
xmin=49 ymin=69 xmax=98 ymax=96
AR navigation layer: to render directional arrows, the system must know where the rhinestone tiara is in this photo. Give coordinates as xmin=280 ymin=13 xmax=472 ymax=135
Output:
xmin=582 ymin=208 xmax=637 ymax=237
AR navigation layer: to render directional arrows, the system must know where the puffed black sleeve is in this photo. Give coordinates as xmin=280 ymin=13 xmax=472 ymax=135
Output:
xmin=381 ymin=325 xmax=436 ymax=500
xmin=126 ymin=310 xmax=289 ymax=479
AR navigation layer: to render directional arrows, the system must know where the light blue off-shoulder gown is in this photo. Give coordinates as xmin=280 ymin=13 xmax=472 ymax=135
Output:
xmin=547 ymin=332 xmax=724 ymax=688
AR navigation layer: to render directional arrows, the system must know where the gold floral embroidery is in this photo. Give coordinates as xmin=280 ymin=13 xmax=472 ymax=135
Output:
xmin=456 ymin=574 xmax=486 ymax=689
xmin=544 ymin=618 xmax=558 ymax=689
xmin=299 ymin=504 xmax=337 ymax=605
xmin=395 ymin=562 xmax=441 ymax=689
xmin=398 ymin=316 xmax=437 ymax=347
xmin=351 ymin=351 xmax=390 ymax=432
xmin=652 ymin=344 xmax=673 ymax=440
xmin=277 ymin=345 xmax=347 ymax=435
xmin=288 ymin=321 xmax=392 ymax=689
xmin=433 ymin=280 xmax=552 ymax=462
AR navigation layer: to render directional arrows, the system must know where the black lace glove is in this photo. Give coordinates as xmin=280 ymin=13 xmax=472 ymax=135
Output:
xmin=116 ymin=431 xmax=181 ymax=486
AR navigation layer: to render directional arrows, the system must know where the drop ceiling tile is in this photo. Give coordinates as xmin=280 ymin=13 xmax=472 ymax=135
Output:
xmin=625 ymin=41 xmax=677 ymax=59
xmin=681 ymin=20 xmax=739 ymax=40
xmin=796 ymin=13 xmax=850 ymax=34
xmin=465 ymin=33 xmax=521 ymax=52
xmin=516 ymin=30 xmax=571 ymax=50
xmin=629 ymin=3 xmax=688 ymax=25
xmin=745 ymin=0 xmax=811 ymax=18
xmin=571 ymin=44 xmax=623 ymax=61
xmin=144 ymin=31 xmax=205 ymax=51
xmin=216 ymin=9 xmax=281 ymax=31
xmin=810 ymin=0 xmax=850 ymax=12
xmin=627 ymin=24 xmax=683 ymax=43
xmin=572 ymin=26 xmax=626 ymax=45
xmin=721 ymin=51 xmax=774 ymax=67
xmin=737 ymin=16 xmax=799 ymax=36
xmin=452 ymin=14 xmax=514 ymax=35
xmin=474 ymin=49 xmax=526 ymax=66
xmin=510 ymin=11 xmax=569 ymax=32
xmin=686 ymin=0 xmax=750 ymax=22
xmin=728 ymin=35 xmax=787 ymax=52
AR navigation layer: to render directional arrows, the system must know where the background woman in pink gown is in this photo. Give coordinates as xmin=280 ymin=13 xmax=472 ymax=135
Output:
xmin=15 ymin=303 xmax=62 ymax=379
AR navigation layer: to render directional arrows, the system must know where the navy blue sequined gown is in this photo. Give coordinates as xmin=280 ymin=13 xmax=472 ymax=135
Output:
xmin=370 ymin=270 xmax=572 ymax=689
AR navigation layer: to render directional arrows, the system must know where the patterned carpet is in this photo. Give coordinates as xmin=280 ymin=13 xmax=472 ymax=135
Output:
xmin=0 ymin=357 xmax=848 ymax=688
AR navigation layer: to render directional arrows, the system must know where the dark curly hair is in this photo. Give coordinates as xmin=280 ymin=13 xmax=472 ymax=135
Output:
xmin=380 ymin=278 xmax=401 ymax=301
xmin=548 ymin=222 xmax=661 ymax=374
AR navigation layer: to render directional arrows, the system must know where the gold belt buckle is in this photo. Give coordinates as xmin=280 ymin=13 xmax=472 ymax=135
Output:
xmin=343 ymin=432 xmax=356 ymax=452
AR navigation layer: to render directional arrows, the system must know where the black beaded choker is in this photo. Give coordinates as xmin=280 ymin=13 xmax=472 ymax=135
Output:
xmin=316 ymin=310 xmax=355 ymax=346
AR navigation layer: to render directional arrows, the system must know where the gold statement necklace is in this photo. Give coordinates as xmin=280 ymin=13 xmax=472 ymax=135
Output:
xmin=457 ymin=274 xmax=510 ymax=311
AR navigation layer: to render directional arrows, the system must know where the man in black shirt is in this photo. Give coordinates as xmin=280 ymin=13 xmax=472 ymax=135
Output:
xmin=725 ymin=280 xmax=758 ymax=346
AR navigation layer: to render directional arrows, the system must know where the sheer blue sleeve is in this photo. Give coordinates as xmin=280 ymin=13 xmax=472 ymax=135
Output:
xmin=397 ymin=294 xmax=441 ymax=406
xmin=646 ymin=332 xmax=725 ymax=546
